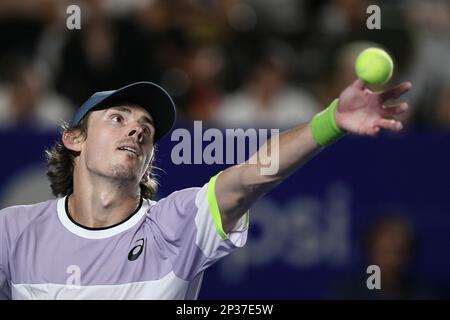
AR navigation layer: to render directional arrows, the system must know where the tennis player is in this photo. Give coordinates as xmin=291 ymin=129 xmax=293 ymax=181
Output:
xmin=0 ymin=79 xmax=411 ymax=299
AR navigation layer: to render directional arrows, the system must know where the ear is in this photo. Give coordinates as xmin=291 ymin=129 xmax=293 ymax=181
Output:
xmin=62 ymin=130 xmax=83 ymax=152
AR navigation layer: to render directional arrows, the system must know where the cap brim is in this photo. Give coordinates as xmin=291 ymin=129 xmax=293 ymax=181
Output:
xmin=81 ymin=82 xmax=176 ymax=142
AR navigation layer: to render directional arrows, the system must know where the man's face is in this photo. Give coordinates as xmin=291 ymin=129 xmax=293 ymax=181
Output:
xmin=78 ymin=103 xmax=155 ymax=183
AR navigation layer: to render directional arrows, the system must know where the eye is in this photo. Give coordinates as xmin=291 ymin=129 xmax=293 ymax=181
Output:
xmin=111 ymin=114 xmax=123 ymax=123
xmin=143 ymin=126 xmax=154 ymax=138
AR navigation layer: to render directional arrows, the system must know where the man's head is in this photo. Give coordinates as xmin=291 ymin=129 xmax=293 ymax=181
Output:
xmin=365 ymin=215 xmax=415 ymax=278
xmin=46 ymin=82 xmax=176 ymax=199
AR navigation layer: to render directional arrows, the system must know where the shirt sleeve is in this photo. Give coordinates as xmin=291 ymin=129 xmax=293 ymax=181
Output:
xmin=148 ymin=172 xmax=249 ymax=280
xmin=0 ymin=210 xmax=11 ymax=300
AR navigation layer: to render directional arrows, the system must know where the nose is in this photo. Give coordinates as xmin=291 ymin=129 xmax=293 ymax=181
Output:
xmin=128 ymin=126 xmax=144 ymax=142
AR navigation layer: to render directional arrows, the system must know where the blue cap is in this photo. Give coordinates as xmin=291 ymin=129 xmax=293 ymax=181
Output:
xmin=70 ymin=82 xmax=176 ymax=142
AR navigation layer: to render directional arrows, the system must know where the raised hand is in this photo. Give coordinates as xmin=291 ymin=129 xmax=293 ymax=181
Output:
xmin=335 ymin=79 xmax=412 ymax=136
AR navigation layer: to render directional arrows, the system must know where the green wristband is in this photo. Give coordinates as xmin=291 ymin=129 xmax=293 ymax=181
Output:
xmin=311 ymin=99 xmax=346 ymax=146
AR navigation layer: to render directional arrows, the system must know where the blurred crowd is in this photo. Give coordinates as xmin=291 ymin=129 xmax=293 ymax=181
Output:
xmin=0 ymin=0 xmax=449 ymax=130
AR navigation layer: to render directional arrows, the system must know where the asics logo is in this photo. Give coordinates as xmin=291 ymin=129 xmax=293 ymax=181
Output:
xmin=128 ymin=238 xmax=145 ymax=261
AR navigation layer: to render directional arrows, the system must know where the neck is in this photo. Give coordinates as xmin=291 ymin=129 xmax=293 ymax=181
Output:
xmin=69 ymin=170 xmax=141 ymax=228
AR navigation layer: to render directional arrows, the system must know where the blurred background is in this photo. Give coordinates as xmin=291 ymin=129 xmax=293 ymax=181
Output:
xmin=0 ymin=0 xmax=450 ymax=299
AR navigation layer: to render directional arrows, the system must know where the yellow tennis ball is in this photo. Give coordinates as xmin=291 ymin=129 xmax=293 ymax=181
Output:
xmin=355 ymin=48 xmax=394 ymax=85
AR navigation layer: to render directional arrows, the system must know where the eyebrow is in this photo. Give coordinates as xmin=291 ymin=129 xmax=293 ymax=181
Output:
xmin=108 ymin=106 xmax=154 ymax=127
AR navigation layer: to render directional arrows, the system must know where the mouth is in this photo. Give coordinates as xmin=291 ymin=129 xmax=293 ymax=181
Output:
xmin=117 ymin=145 xmax=140 ymax=157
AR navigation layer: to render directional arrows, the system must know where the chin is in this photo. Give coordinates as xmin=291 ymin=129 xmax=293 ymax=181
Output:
xmin=110 ymin=164 xmax=139 ymax=181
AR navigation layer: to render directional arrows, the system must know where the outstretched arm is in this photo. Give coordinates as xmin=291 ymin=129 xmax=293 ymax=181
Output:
xmin=215 ymin=80 xmax=412 ymax=233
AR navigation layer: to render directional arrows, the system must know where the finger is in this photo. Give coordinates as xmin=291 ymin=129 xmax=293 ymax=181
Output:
xmin=381 ymin=102 xmax=409 ymax=117
xmin=374 ymin=118 xmax=403 ymax=131
xmin=352 ymin=79 xmax=366 ymax=90
xmin=379 ymin=82 xmax=412 ymax=101
xmin=366 ymin=126 xmax=380 ymax=136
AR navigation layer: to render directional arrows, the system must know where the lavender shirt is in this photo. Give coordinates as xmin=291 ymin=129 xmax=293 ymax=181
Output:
xmin=0 ymin=177 xmax=249 ymax=300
